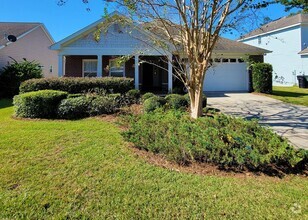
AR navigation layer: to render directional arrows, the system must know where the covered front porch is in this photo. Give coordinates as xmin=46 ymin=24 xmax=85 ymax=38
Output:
xmin=58 ymin=54 xmax=173 ymax=93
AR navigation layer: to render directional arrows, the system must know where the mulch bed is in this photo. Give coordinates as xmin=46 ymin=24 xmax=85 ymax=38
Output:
xmin=127 ymin=143 xmax=307 ymax=179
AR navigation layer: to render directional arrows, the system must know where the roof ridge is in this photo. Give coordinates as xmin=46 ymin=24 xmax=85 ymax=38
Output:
xmin=0 ymin=21 xmax=42 ymax=24
xmin=239 ymin=13 xmax=308 ymax=40
xmin=0 ymin=22 xmax=42 ymax=24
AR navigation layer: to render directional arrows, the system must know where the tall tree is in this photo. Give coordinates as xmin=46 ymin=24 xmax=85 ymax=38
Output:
xmin=60 ymin=0 xmax=264 ymax=118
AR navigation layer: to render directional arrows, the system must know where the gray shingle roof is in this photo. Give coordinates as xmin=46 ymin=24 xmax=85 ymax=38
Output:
xmin=142 ymin=20 xmax=270 ymax=55
xmin=240 ymin=13 xmax=308 ymax=40
xmin=0 ymin=22 xmax=41 ymax=47
xmin=215 ymin=37 xmax=270 ymax=54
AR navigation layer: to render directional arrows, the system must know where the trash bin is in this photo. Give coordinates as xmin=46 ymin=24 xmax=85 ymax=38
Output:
xmin=297 ymin=75 xmax=308 ymax=88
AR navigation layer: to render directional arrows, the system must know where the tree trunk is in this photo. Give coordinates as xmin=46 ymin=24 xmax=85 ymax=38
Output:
xmin=189 ymin=86 xmax=203 ymax=119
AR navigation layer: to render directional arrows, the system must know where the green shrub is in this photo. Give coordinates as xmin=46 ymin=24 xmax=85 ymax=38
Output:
xmin=0 ymin=59 xmax=42 ymax=98
xmin=252 ymin=63 xmax=273 ymax=94
xmin=122 ymin=110 xmax=306 ymax=172
xmin=172 ymin=87 xmax=184 ymax=94
xmin=57 ymin=96 xmax=92 ymax=119
xmin=13 ymin=90 xmax=67 ymax=118
xmin=67 ymin=93 xmax=84 ymax=98
xmin=89 ymin=95 xmax=120 ymax=116
xmin=125 ymin=89 xmax=141 ymax=104
xmin=203 ymin=107 xmax=220 ymax=115
xmin=165 ymin=94 xmax=188 ymax=110
xmin=141 ymin=92 xmax=156 ymax=102
xmin=143 ymin=96 xmax=166 ymax=113
xmin=184 ymin=93 xmax=207 ymax=107
xmin=108 ymin=93 xmax=121 ymax=100
xmin=19 ymin=77 xmax=134 ymax=94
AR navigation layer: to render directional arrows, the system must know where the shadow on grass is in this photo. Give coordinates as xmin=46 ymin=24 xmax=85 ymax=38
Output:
xmin=0 ymin=99 xmax=13 ymax=109
xmin=272 ymin=90 xmax=308 ymax=98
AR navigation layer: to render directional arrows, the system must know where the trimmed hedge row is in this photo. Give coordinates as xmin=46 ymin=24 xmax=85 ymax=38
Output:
xmin=252 ymin=63 xmax=273 ymax=94
xmin=19 ymin=77 xmax=134 ymax=94
xmin=13 ymin=89 xmax=140 ymax=119
xmin=13 ymin=90 xmax=68 ymax=118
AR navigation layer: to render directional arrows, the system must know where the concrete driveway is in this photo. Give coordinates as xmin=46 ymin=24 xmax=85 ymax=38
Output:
xmin=207 ymin=93 xmax=308 ymax=149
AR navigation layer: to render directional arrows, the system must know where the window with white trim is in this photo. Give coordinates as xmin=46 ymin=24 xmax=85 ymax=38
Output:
xmin=83 ymin=59 xmax=97 ymax=77
xmin=109 ymin=59 xmax=125 ymax=77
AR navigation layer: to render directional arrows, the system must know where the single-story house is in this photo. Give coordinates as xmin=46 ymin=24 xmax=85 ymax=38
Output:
xmin=50 ymin=12 xmax=269 ymax=92
xmin=0 ymin=22 xmax=58 ymax=77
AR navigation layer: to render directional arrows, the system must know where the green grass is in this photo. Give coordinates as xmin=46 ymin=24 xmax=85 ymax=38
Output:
xmin=0 ymin=99 xmax=307 ymax=219
xmin=269 ymin=86 xmax=308 ymax=106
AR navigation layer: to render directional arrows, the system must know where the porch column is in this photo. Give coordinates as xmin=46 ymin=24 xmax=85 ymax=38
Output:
xmin=97 ymin=55 xmax=102 ymax=77
xmin=58 ymin=55 xmax=63 ymax=77
xmin=134 ymin=55 xmax=139 ymax=90
xmin=168 ymin=54 xmax=173 ymax=93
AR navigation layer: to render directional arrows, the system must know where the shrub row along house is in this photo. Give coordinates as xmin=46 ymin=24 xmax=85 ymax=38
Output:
xmin=0 ymin=22 xmax=58 ymax=77
xmin=50 ymin=12 xmax=269 ymax=93
xmin=239 ymin=13 xmax=308 ymax=86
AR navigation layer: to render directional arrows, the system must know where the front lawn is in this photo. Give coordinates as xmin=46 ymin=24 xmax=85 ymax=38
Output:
xmin=269 ymin=86 xmax=308 ymax=106
xmin=0 ymin=99 xmax=307 ymax=219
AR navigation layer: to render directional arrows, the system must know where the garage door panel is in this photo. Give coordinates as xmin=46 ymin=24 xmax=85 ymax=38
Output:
xmin=203 ymin=63 xmax=248 ymax=92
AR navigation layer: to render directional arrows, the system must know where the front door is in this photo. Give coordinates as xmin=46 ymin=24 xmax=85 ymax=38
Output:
xmin=142 ymin=63 xmax=154 ymax=90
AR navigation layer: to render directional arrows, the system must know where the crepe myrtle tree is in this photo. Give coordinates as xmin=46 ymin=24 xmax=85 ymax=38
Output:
xmin=60 ymin=0 xmax=265 ymax=118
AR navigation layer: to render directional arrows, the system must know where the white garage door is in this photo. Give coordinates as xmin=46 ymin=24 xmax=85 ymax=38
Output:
xmin=203 ymin=59 xmax=248 ymax=92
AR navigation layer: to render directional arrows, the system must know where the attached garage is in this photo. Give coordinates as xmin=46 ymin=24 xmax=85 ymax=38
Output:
xmin=203 ymin=58 xmax=249 ymax=92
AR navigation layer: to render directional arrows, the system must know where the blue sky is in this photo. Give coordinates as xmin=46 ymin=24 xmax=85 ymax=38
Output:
xmin=0 ymin=0 xmax=299 ymax=42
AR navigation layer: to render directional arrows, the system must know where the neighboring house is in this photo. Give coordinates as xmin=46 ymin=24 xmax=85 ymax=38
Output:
xmin=50 ymin=12 xmax=268 ymax=92
xmin=0 ymin=22 xmax=58 ymax=77
xmin=238 ymin=13 xmax=308 ymax=86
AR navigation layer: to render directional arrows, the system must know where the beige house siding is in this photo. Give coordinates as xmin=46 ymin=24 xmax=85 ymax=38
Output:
xmin=0 ymin=26 xmax=57 ymax=77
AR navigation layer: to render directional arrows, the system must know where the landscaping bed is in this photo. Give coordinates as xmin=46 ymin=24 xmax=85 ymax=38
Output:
xmin=121 ymin=108 xmax=307 ymax=176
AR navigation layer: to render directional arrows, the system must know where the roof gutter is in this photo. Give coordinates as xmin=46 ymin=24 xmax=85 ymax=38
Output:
xmin=238 ymin=23 xmax=303 ymax=42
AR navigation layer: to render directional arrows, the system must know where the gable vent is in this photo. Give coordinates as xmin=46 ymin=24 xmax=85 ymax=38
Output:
xmin=113 ymin=24 xmax=123 ymax=33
